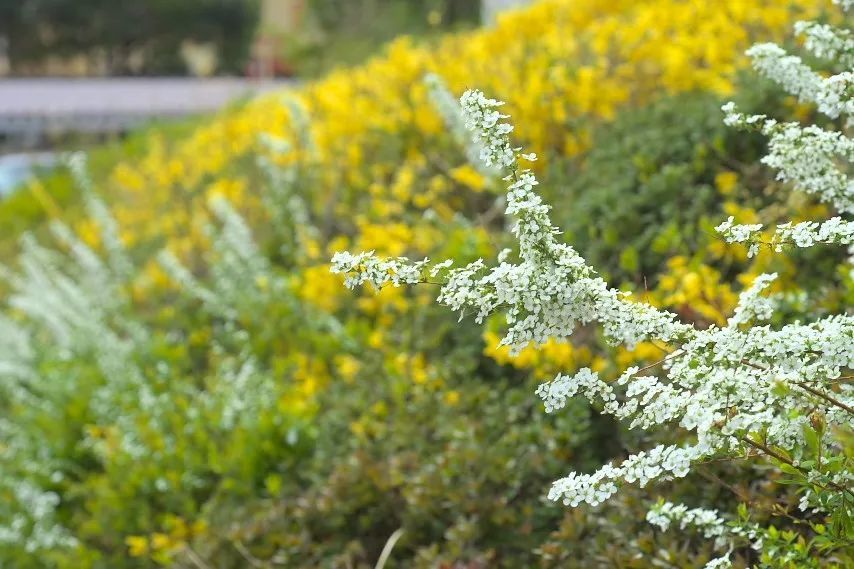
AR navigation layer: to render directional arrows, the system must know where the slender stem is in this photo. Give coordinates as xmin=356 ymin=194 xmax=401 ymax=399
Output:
xmin=634 ymin=354 xmax=675 ymax=374
xmin=793 ymin=380 xmax=854 ymax=416
xmin=739 ymin=435 xmax=851 ymax=495
xmin=740 ymin=436 xmax=795 ymax=469
xmin=696 ymin=466 xmax=751 ymax=503
xmin=739 ymin=359 xmax=854 ymax=415
xmin=233 ymin=541 xmax=265 ymax=568
xmin=183 ymin=547 xmax=214 ymax=569
xmin=374 ymin=528 xmax=404 ymax=569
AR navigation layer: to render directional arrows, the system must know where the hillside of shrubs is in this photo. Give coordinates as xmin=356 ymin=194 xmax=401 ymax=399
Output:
xmin=1 ymin=1 xmax=851 ymax=568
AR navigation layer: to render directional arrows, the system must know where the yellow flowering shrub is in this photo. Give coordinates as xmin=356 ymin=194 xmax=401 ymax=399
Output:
xmin=94 ymin=1 xmax=820 ymax=258
xmin=63 ymin=1 xmax=820 ymax=387
xmin=0 ymin=1 xmax=844 ymax=567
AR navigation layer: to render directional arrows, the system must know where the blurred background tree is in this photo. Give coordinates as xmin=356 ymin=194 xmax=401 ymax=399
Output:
xmin=0 ymin=0 xmax=261 ymax=75
xmin=287 ymin=0 xmax=481 ymax=76
xmin=0 ymin=0 xmax=484 ymax=77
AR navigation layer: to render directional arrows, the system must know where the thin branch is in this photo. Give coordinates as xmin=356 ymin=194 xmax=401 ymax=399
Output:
xmin=739 ymin=359 xmax=854 ymax=415
xmin=739 ymin=435 xmax=851 ymax=496
xmin=792 ymin=380 xmax=854 ymax=416
xmin=183 ymin=546 xmax=214 ymax=569
xmin=233 ymin=540 xmax=265 ymax=568
xmin=374 ymin=528 xmax=404 ymax=569
xmin=696 ymin=465 xmax=751 ymax=503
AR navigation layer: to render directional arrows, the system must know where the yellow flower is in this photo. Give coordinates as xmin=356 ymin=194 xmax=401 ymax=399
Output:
xmin=297 ymin=265 xmax=344 ymax=312
xmin=450 ymin=164 xmax=487 ymax=192
xmin=327 ymin=235 xmax=350 ymax=256
xmin=81 ymin=0 xmax=813 ymax=264
xmin=368 ymin=329 xmax=384 ymax=349
xmin=444 ymin=390 xmax=461 ymax=406
xmin=334 ymin=355 xmax=362 ymax=383
xmin=591 ymin=356 xmax=609 ymax=373
xmin=715 ymin=171 xmax=739 ymax=196
xmin=681 ymin=272 xmax=702 ymax=298
xmin=126 ymin=536 xmax=149 ymax=557
xmin=371 ymin=400 xmax=388 ymax=417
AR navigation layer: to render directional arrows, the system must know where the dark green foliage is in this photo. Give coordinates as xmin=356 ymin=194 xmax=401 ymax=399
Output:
xmin=288 ymin=0 xmax=480 ymax=76
xmin=0 ymin=0 xmax=260 ymax=74
xmin=308 ymin=0 xmax=479 ymax=32
xmin=199 ymin=372 xmax=602 ymax=568
xmin=550 ymin=77 xmax=789 ymax=284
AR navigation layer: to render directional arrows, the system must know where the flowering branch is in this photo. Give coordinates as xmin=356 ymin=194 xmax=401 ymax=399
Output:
xmin=332 ymin=4 xmax=854 ymax=559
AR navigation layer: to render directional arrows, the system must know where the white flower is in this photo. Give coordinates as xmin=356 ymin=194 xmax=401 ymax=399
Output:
xmin=334 ymin=13 xmax=854 ymax=560
xmin=425 ymin=74 xmax=498 ymax=175
xmin=728 ymin=273 xmax=778 ymax=327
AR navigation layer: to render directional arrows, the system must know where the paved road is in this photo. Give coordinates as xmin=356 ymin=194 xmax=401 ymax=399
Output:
xmin=0 ymin=77 xmax=292 ymax=135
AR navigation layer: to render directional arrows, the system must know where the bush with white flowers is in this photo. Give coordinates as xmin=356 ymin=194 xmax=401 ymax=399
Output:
xmin=333 ymin=3 xmax=854 ymax=566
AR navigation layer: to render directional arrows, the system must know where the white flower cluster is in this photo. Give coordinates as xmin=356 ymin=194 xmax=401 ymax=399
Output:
xmin=282 ymin=96 xmax=314 ymax=153
xmin=157 ymin=248 xmax=221 ymax=308
xmin=717 ymin=215 xmax=854 ymax=258
xmin=0 ymin=480 xmax=78 ymax=554
xmin=425 ymin=74 xmax=497 ymax=176
xmin=0 ymin=156 xmax=152 ymax=556
xmin=331 ymin=251 xmax=430 ymax=289
xmin=159 ymin=196 xmax=275 ymax=319
xmin=548 ymin=443 xmax=706 ymax=507
xmin=424 ymin=73 xmax=468 ymax=142
xmin=66 ymin=152 xmax=133 ymax=278
xmin=715 ymin=216 xmax=764 ymax=256
xmin=746 ymin=43 xmax=853 ymax=119
xmin=714 ymin=216 xmax=763 ymax=243
xmin=0 ymin=137 xmax=333 ymax=559
xmin=647 ymin=501 xmax=730 ymax=547
xmin=333 ymin=11 xmax=854 ymax=558
xmin=257 ymin=125 xmax=318 ymax=256
xmin=727 ymin=273 xmax=777 ymax=327
xmin=208 ymin=196 xmax=267 ymax=272
xmin=702 ymin=558 xmax=733 ymax=569
xmin=459 ymin=90 xmax=518 ymax=170
xmin=538 ymin=365 xmax=685 ymax=431
xmin=646 ymin=500 xmax=795 ymax=568
xmin=335 ymin=82 xmax=854 ymax=502
xmin=535 ymin=367 xmax=611 ymax=413
xmin=795 ymin=20 xmax=854 ymax=69
xmin=2 ymin=228 xmax=141 ymax=392
xmin=775 ymin=217 xmax=854 ymax=248
xmin=339 ymin=91 xmax=691 ymax=352
xmin=0 ymin=315 xmax=34 ymax=381
xmin=723 ymin=104 xmax=854 ymax=214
